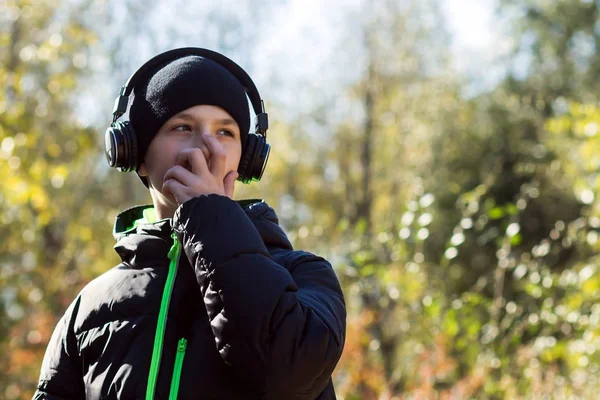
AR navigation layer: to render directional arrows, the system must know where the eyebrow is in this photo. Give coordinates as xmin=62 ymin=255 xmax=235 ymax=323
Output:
xmin=214 ymin=118 xmax=237 ymax=126
xmin=171 ymin=112 xmax=237 ymax=126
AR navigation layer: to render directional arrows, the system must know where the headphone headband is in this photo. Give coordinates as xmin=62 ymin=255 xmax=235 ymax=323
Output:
xmin=111 ymin=47 xmax=268 ymax=135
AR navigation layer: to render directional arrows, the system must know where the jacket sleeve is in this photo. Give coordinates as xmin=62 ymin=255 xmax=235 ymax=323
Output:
xmin=32 ymin=297 xmax=85 ymax=400
xmin=172 ymin=195 xmax=346 ymax=398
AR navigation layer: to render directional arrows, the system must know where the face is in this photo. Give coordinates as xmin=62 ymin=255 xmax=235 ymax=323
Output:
xmin=138 ymin=104 xmax=243 ymax=217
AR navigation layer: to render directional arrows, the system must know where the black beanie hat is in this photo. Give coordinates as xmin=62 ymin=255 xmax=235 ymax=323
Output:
xmin=129 ymin=55 xmax=251 ymax=169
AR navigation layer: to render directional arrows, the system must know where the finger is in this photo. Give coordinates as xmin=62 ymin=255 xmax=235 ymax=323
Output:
xmin=202 ymin=134 xmax=226 ymax=178
xmin=163 ymin=165 xmax=196 ymax=187
xmin=163 ymin=178 xmax=191 ymax=204
xmin=174 ymin=153 xmax=193 ymax=172
xmin=223 ymin=171 xmax=239 ymax=199
xmin=176 ymin=148 xmax=209 ymax=176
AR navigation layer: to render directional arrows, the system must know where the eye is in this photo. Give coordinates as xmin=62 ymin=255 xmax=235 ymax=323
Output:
xmin=217 ymin=129 xmax=235 ymax=137
xmin=172 ymin=124 xmax=192 ymax=132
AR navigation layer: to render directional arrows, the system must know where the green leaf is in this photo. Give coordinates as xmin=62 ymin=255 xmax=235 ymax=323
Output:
xmin=510 ymin=233 xmax=523 ymax=246
xmin=488 ymin=207 xmax=505 ymax=220
xmin=443 ymin=310 xmax=460 ymax=336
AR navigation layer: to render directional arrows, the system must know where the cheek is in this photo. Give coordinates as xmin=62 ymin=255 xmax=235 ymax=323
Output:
xmin=226 ymin=142 xmax=243 ymax=169
xmin=145 ymin=138 xmax=182 ymax=181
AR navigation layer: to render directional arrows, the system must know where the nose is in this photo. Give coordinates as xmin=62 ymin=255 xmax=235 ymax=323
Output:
xmin=192 ymin=130 xmax=211 ymax=161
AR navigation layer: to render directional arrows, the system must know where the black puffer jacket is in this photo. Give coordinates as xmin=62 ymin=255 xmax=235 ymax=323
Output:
xmin=33 ymin=195 xmax=346 ymax=399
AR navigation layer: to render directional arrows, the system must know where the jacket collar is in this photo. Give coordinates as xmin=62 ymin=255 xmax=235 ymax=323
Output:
xmin=113 ymin=198 xmax=292 ymax=268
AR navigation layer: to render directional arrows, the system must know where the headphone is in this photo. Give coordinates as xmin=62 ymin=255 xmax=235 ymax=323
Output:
xmin=104 ymin=47 xmax=270 ymax=184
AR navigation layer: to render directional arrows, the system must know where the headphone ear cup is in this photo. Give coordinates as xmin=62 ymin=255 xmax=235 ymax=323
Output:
xmin=104 ymin=121 xmax=139 ymax=172
xmin=237 ymin=133 xmax=269 ymax=184
xmin=105 ymin=125 xmax=119 ymax=169
xmin=250 ymin=138 xmax=270 ymax=182
xmin=237 ymin=134 xmax=257 ymax=184
xmin=123 ymin=122 xmax=139 ymax=171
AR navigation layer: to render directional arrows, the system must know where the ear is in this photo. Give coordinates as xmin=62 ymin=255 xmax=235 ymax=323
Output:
xmin=138 ymin=162 xmax=148 ymax=177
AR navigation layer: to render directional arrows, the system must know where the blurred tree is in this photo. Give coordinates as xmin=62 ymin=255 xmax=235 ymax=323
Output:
xmin=500 ymin=0 xmax=600 ymax=102
xmin=400 ymin=0 xmax=600 ymax=397
xmin=328 ymin=1 xmax=461 ymax=395
xmin=0 ymin=0 xmax=116 ymax=398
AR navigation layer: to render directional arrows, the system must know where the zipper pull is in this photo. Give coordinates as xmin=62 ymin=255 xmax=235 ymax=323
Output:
xmin=169 ymin=338 xmax=188 ymax=400
xmin=177 ymin=338 xmax=188 ymax=352
xmin=168 ymin=233 xmax=180 ymax=260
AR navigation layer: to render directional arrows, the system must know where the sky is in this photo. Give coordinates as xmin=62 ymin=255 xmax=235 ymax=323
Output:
xmin=81 ymin=0 xmax=507 ymax=127
xmin=252 ymin=0 xmax=507 ymax=102
xmin=444 ymin=0 xmax=498 ymax=57
xmin=442 ymin=0 xmax=510 ymax=92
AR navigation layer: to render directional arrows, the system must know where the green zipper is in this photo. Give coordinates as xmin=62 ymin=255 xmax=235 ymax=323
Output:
xmin=169 ymin=338 xmax=188 ymax=400
xmin=146 ymin=233 xmax=181 ymax=400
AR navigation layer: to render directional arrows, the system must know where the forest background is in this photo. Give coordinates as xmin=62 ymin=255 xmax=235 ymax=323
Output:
xmin=2 ymin=0 xmax=600 ymax=398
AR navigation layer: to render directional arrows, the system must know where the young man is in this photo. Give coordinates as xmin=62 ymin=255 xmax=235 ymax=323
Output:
xmin=33 ymin=49 xmax=346 ymax=399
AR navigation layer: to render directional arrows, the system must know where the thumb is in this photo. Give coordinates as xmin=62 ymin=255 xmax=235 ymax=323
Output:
xmin=223 ymin=171 xmax=239 ymax=199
